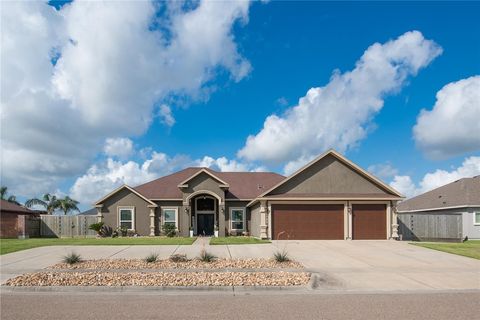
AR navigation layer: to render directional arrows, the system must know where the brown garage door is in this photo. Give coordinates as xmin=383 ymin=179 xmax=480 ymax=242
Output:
xmin=352 ymin=204 xmax=386 ymax=240
xmin=272 ymin=204 xmax=344 ymax=240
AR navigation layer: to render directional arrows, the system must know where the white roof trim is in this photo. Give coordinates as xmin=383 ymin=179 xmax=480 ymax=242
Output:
xmin=177 ymin=168 xmax=230 ymax=188
xmin=397 ymin=204 xmax=480 ymax=213
xmin=94 ymin=184 xmax=157 ymax=207
xmin=247 ymin=149 xmax=404 ymax=207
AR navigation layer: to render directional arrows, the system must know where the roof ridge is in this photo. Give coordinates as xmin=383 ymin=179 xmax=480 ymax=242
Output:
xmin=134 ymin=167 xmax=201 ymax=188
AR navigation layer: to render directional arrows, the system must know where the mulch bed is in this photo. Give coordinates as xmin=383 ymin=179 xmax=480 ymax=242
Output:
xmin=5 ymin=271 xmax=310 ymax=287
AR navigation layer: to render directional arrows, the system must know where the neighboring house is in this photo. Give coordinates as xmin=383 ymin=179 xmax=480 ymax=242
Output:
xmin=94 ymin=150 xmax=404 ymax=240
xmin=397 ymin=176 xmax=480 ymax=241
xmin=0 ymin=199 xmax=38 ymax=238
xmin=78 ymin=208 xmax=97 ymax=216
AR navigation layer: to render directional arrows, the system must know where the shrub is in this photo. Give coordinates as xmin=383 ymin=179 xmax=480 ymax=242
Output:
xmin=144 ymin=252 xmax=159 ymax=263
xmin=273 ymin=250 xmax=290 ymax=262
xmin=89 ymin=222 xmax=104 ymax=234
xmin=118 ymin=226 xmax=128 ymax=237
xmin=63 ymin=252 xmax=82 ymax=265
xmin=198 ymin=249 xmax=216 ymax=262
xmin=169 ymin=254 xmax=188 ymax=262
xmin=98 ymin=225 xmax=113 ymax=237
xmin=162 ymin=223 xmax=176 ymax=237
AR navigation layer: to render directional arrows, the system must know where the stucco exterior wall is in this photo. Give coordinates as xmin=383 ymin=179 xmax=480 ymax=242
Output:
xmin=154 ymin=201 xmax=185 ymax=236
xmin=100 ymin=188 xmax=151 ymax=236
xmin=250 ymin=203 xmax=261 ymax=238
xmin=270 ymin=154 xmax=389 ymax=195
xmin=225 ymin=201 xmax=249 ymax=235
xmin=181 ymin=173 xmax=225 ymax=203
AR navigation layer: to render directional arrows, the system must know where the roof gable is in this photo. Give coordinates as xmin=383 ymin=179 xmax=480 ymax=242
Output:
xmin=94 ymin=185 xmax=156 ymax=206
xmin=257 ymin=150 xmax=403 ymax=201
xmin=178 ymin=168 xmax=229 ymax=188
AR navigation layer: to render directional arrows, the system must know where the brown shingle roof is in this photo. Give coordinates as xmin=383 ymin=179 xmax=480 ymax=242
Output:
xmin=134 ymin=168 xmax=285 ymax=200
xmin=397 ymin=176 xmax=480 ymax=212
xmin=0 ymin=199 xmax=35 ymax=214
xmin=263 ymin=193 xmax=401 ymax=199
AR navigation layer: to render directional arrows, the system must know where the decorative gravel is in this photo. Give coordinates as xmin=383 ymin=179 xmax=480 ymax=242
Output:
xmin=5 ymin=271 xmax=310 ymax=287
xmin=49 ymin=258 xmax=303 ymax=270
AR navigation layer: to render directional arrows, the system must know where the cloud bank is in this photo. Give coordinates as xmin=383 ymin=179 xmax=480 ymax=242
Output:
xmin=1 ymin=0 xmax=252 ymax=196
xmin=238 ymin=31 xmax=442 ymax=174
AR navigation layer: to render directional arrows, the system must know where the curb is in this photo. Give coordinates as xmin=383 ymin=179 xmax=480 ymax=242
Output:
xmin=0 ymin=284 xmax=309 ymax=293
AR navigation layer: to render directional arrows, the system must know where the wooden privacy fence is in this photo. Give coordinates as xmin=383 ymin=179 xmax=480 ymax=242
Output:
xmin=37 ymin=215 xmax=98 ymax=238
xmin=397 ymin=213 xmax=463 ymax=242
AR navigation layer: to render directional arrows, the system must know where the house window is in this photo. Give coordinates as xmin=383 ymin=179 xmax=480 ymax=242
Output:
xmin=475 ymin=212 xmax=480 ymax=225
xmin=119 ymin=207 xmax=134 ymax=230
xmin=230 ymin=208 xmax=245 ymax=231
xmin=162 ymin=208 xmax=178 ymax=228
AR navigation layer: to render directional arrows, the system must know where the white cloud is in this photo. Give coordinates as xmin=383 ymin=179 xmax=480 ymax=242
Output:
xmin=413 ymin=76 xmax=480 ymax=159
xmin=1 ymin=0 xmax=252 ymax=197
xmin=197 ymin=156 xmax=251 ymax=172
xmin=158 ymin=104 xmax=176 ymax=127
xmin=368 ymin=163 xmax=399 ymax=180
xmin=70 ymin=150 xmax=264 ymax=206
xmin=390 ymin=175 xmax=418 ymax=198
xmin=238 ymin=31 xmax=442 ymax=173
xmin=390 ymin=156 xmax=480 ymax=198
xmin=103 ymin=138 xmax=134 ymax=159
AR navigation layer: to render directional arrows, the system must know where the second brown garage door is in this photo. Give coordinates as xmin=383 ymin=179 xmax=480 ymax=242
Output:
xmin=272 ymin=204 xmax=344 ymax=240
xmin=352 ymin=204 xmax=387 ymax=240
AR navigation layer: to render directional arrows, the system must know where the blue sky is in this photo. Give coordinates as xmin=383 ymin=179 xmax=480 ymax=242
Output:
xmin=1 ymin=1 xmax=479 ymax=211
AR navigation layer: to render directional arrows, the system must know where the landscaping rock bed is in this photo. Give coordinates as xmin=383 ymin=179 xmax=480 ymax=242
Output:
xmin=49 ymin=258 xmax=303 ymax=270
xmin=5 ymin=271 xmax=310 ymax=287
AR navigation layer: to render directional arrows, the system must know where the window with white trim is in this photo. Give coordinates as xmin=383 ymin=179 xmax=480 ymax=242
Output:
xmin=230 ymin=208 xmax=245 ymax=231
xmin=119 ymin=208 xmax=134 ymax=230
xmin=162 ymin=208 xmax=178 ymax=228
xmin=474 ymin=212 xmax=480 ymax=225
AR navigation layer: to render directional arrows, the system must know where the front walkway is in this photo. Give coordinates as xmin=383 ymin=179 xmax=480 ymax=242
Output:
xmin=1 ymin=240 xmax=479 ymax=292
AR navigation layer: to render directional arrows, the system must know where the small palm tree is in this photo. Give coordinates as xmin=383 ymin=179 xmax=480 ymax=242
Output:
xmin=25 ymin=193 xmax=59 ymax=214
xmin=57 ymin=196 xmax=80 ymax=215
xmin=0 ymin=186 xmax=21 ymax=205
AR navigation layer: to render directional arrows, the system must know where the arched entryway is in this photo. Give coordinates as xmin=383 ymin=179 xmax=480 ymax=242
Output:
xmin=192 ymin=194 xmax=218 ymax=236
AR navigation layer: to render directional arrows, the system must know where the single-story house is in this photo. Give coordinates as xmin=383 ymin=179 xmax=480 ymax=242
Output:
xmin=0 ymin=199 xmax=39 ymax=238
xmin=94 ymin=149 xmax=404 ymax=240
xmin=397 ymin=176 xmax=480 ymax=241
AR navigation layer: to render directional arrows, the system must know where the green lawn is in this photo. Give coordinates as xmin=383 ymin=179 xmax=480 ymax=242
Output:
xmin=411 ymin=240 xmax=480 ymax=260
xmin=209 ymin=236 xmax=271 ymax=245
xmin=0 ymin=237 xmax=196 ymax=255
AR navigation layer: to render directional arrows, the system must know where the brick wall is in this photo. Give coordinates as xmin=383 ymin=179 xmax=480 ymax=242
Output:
xmin=0 ymin=212 xmax=19 ymax=238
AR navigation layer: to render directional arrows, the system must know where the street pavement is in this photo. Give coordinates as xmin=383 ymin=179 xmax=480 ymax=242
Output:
xmin=1 ymin=290 xmax=479 ymax=320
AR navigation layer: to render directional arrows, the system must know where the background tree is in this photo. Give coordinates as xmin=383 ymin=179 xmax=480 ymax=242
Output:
xmin=25 ymin=193 xmax=59 ymax=214
xmin=0 ymin=186 xmax=21 ymax=205
xmin=57 ymin=196 xmax=80 ymax=215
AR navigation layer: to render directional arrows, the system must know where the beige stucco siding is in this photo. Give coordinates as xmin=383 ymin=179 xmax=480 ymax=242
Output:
xmin=250 ymin=203 xmax=261 ymax=238
xmin=154 ymin=201 xmax=185 ymax=236
xmin=225 ymin=201 xmax=249 ymax=235
xmin=270 ymin=154 xmax=389 ymax=195
xmin=100 ymin=188 xmax=152 ymax=236
xmin=181 ymin=173 xmax=225 ymax=203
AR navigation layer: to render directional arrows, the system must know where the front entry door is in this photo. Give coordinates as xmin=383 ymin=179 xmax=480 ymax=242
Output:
xmin=197 ymin=214 xmax=214 ymax=236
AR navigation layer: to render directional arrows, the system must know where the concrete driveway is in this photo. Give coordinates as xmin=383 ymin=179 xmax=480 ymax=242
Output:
xmin=1 ymin=239 xmax=479 ymax=292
